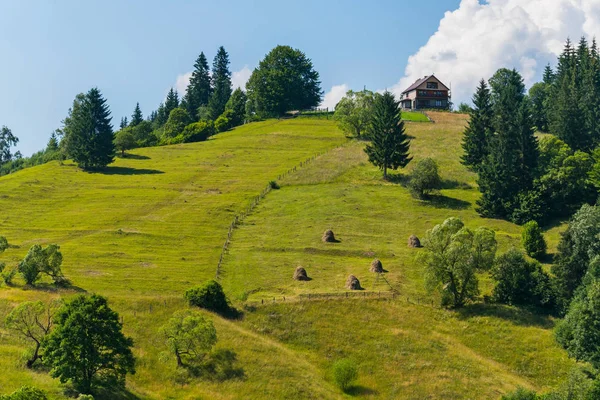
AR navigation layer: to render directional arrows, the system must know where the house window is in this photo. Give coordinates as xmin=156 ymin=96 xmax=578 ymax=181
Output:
xmin=435 ymin=100 xmax=444 ymax=107
xmin=426 ymin=82 xmax=438 ymax=89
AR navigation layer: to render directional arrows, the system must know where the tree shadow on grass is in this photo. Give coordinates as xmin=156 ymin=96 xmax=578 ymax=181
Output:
xmin=345 ymin=385 xmax=379 ymax=396
xmin=91 ymin=166 xmax=164 ymax=175
xmin=454 ymin=303 xmax=555 ymax=329
xmin=121 ymin=153 xmax=150 ymax=160
xmin=423 ymin=195 xmax=471 ymax=210
xmin=87 ymin=387 xmax=141 ymax=400
xmin=440 ymin=179 xmax=472 ymax=190
xmin=23 ymin=282 xmax=87 ymax=293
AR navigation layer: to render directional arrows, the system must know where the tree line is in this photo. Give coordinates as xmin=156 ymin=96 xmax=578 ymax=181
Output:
xmin=0 ymin=45 xmax=323 ymax=173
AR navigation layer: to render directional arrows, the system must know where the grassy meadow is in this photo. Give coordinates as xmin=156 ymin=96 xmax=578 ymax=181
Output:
xmin=0 ymin=113 xmax=578 ymax=399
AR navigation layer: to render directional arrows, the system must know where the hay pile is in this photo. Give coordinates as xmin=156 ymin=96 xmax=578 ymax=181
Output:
xmin=370 ymin=259 xmax=383 ymax=273
xmin=293 ymin=266 xmax=309 ymax=281
xmin=322 ymin=229 xmax=336 ymax=243
xmin=345 ymin=275 xmax=362 ymax=290
xmin=408 ymin=235 xmax=421 ymax=248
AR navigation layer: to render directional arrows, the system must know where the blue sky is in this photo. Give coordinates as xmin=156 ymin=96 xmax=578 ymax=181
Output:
xmin=0 ymin=0 xmax=460 ymax=156
xmin=3 ymin=0 xmax=599 ymax=157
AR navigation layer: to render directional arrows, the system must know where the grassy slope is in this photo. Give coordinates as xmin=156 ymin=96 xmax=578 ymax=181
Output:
xmin=0 ymin=114 xmax=575 ymax=399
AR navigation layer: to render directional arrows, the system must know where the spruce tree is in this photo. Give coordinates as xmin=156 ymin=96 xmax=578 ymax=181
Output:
xmin=461 ymin=79 xmax=493 ymax=170
xmin=476 ymin=69 xmax=537 ymax=219
xmin=543 ymin=63 xmax=555 ymax=84
xmin=155 ymin=103 xmax=168 ymax=127
xmin=119 ymin=117 xmax=128 ymax=130
xmin=364 ymin=91 xmax=411 ymax=179
xmin=208 ymin=46 xmax=232 ymax=120
xmin=164 ymin=88 xmax=180 ymax=118
xmin=63 ymin=88 xmax=115 ymax=170
xmin=183 ymin=52 xmax=212 ymax=120
xmin=130 ymin=103 xmax=143 ymax=127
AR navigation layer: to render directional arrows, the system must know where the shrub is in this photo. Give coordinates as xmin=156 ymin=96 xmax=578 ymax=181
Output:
xmin=162 ymin=107 xmax=191 ymax=142
xmin=0 ymin=385 xmax=47 ymax=400
xmin=181 ymin=121 xmax=215 ymax=143
xmin=491 ymin=248 xmax=554 ymax=308
xmin=185 ymin=280 xmax=231 ymax=315
xmin=215 ymin=113 xmax=231 ymax=133
xmin=500 ymin=386 xmax=537 ymax=400
xmin=269 ymin=180 xmax=280 ymax=189
xmin=521 ymin=221 xmax=547 ymax=260
xmin=331 ymin=359 xmax=358 ymax=392
xmin=408 ymin=158 xmax=441 ymax=199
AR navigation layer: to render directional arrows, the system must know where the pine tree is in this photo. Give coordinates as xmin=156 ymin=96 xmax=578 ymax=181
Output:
xmin=119 ymin=117 xmax=128 ymax=130
xmin=225 ymin=88 xmax=248 ymax=127
xmin=155 ymin=103 xmax=168 ymax=127
xmin=207 ymin=46 xmax=232 ymax=120
xmin=164 ymin=88 xmax=180 ymax=118
xmin=130 ymin=103 xmax=143 ymax=127
xmin=364 ymin=91 xmax=412 ymax=179
xmin=183 ymin=52 xmax=212 ymax=120
xmin=461 ymin=79 xmax=493 ymax=170
xmin=46 ymin=132 xmax=59 ymax=152
xmin=476 ymin=69 xmax=537 ymax=218
xmin=63 ymin=88 xmax=115 ymax=170
xmin=543 ymin=63 xmax=555 ymax=84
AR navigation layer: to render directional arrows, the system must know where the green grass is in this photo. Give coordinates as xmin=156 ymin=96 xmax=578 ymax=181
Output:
xmin=402 ymin=111 xmax=431 ymax=122
xmin=0 ymin=113 xmax=577 ymax=399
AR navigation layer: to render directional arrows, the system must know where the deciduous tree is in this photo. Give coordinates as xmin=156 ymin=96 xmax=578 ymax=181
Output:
xmin=333 ymin=90 xmax=376 ymax=138
xmin=160 ymin=310 xmax=217 ymax=367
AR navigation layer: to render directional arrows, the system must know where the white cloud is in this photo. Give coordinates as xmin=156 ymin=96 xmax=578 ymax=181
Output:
xmin=391 ymin=0 xmax=600 ymax=105
xmin=320 ymin=84 xmax=349 ymax=110
xmin=174 ymin=71 xmax=192 ymax=96
xmin=232 ymin=66 xmax=252 ymax=90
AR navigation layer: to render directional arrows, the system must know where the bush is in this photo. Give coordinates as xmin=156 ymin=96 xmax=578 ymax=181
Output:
xmin=331 ymin=359 xmax=358 ymax=392
xmin=269 ymin=180 xmax=280 ymax=189
xmin=0 ymin=385 xmax=47 ymax=400
xmin=500 ymin=386 xmax=537 ymax=400
xmin=185 ymin=280 xmax=231 ymax=315
xmin=162 ymin=107 xmax=191 ymax=142
xmin=408 ymin=158 xmax=441 ymax=199
xmin=181 ymin=121 xmax=215 ymax=143
xmin=491 ymin=248 xmax=554 ymax=308
xmin=521 ymin=221 xmax=547 ymax=260
xmin=215 ymin=111 xmax=232 ymax=133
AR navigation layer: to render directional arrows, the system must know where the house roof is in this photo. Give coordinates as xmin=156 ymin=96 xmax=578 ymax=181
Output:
xmin=401 ymin=75 xmax=449 ymax=94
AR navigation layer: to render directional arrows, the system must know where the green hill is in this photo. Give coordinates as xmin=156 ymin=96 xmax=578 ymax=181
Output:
xmin=0 ymin=113 xmax=576 ymax=399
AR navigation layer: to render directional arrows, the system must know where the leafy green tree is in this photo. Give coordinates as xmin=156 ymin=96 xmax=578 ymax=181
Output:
xmin=0 ymin=385 xmax=48 ymax=400
xmin=114 ymin=129 xmax=136 ymax=157
xmin=130 ymin=103 xmax=143 ymax=127
xmin=42 ymin=294 xmax=135 ymax=394
xmin=160 ymin=310 xmax=217 ymax=367
xmin=364 ymin=91 xmax=411 ymax=179
xmin=556 ymin=279 xmax=600 ymax=368
xmin=162 ymin=108 xmax=191 ymax=143
xmin=419 ymin=218 xmax=497 ymax=308
xmin=183 ymin=52 xmax=212 ymax=120
xmin=130 ymin=120 xmax=156 ymax=147
xmin=185 ymin=280 xmax=232 ymax=315
xmin=224 ymin=88 xmax=247 ymax=127
xmin=331 ymin=359 xmax=358 ymax=392
xmin=246 ymin=45 xmax=322 ymax=117
xmin=521 ymin=221 xmax=547 ymax=260
xmin=553 ymin=204 xmax=600 ymax=311
xmin=5 ymin=300 xmax=60 ymax=368
xmin=333 ymin=90 xmax=376 ymax=138
xmin=18 ymin=244 xmax=65 ymax=286
xmin=0 ymin=126 xmax=19 ymax=164
xmin=491 ymin=248 xmax=554 ymax=308
xmin=180 ymin=121 xmax=215 ymax=143
xmin=461 ymin=79 xmax=493 ymax=170
xmin=208 ymin=47 xmax=232 ymax=120
xmin=62 ymin=88 xmax=115 ymax=170
xmin=457 ymin=102 xmax=473 ymax=113
xmin=408 ymin=157 xmax=441 ymax=199
xmin=529 ymin=82 xmax=550 ymax=132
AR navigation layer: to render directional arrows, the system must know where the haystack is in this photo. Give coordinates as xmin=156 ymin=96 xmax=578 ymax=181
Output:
xmin=322 ymin=229 xmax=336 ymax=243
xmin=345 ymin=275 xmax=362 ymax=290
xmin=370 ymin=259 xmax=384 ymax=273
xmin=408 ymin=235 xmax=421 ymax=248
xmin=293 ymin=266 xmax=309 ymax=281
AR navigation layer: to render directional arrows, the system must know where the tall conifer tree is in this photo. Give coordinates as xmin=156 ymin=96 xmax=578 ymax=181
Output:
xmin=364 ymin=91 xmax=412 ymax=179
xmin=130 ymin=103 xmax=143 ymax=127
xmin=208 ymin=46 xmax=232 ymax=120
xmin=183 ymin=52 xmax=212 ymax=120
xmin=164 ymin=88 xmax=180 ymax=118
xmin=461 ymin=79 xmax=493 ymax=170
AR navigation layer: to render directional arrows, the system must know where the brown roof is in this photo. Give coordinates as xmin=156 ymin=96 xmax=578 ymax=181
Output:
xmin=401 ymin=74 xmax=449 ymax=94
